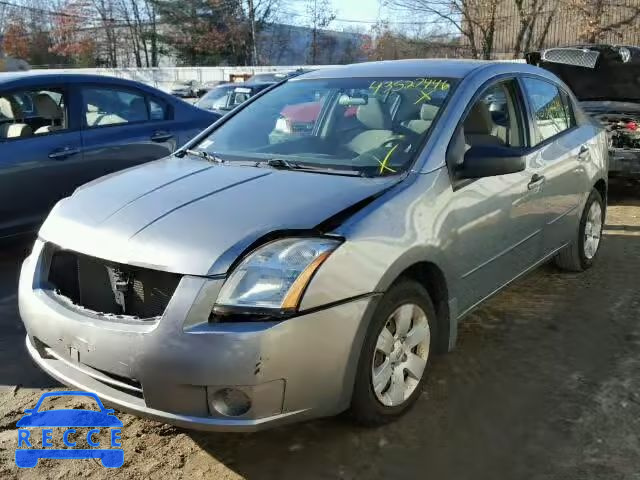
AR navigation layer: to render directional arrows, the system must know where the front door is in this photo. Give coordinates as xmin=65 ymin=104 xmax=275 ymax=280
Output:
xmin=448 ymin=79 xmax=547 ymax=313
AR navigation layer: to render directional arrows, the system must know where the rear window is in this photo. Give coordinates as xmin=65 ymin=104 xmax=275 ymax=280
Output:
xmin=522 ymin=78 xmax=573 ymax=145
xmin=82 ymin=87 xmax=149 ymax=127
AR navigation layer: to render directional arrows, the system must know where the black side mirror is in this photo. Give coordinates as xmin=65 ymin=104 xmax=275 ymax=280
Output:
xmin=458 ymin=144 xmax=526 ymax=179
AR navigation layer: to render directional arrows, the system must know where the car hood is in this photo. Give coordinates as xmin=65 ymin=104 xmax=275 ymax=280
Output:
xmin=526 ymin=45 xmax=640 ymax=102
xmin=40 ymin=157 xmax=398 ymax=276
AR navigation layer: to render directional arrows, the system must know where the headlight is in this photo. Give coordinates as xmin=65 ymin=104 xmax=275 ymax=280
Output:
xmin=215 ymin=237 xmax=341 ymax=313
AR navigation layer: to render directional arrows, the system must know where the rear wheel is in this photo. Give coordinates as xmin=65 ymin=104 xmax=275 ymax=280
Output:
xmin=555 ymin=188 xmax=605 ymax=272
xmin=351 ymin=279 xmax=436 ymax=426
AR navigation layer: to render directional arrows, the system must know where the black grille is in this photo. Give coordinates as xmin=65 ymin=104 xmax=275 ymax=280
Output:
xmin=48 ymin=250 xmax=181 ymax=319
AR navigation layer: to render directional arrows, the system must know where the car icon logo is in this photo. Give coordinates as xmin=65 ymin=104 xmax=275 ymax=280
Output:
xmin=15 ymin=391 xmax=124 ymax=468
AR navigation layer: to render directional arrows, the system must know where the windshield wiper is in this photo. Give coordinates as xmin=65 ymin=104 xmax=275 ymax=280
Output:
xmin=261 ymin=158 xmax=300 ymax=169
xmin=257 ymin=158 xmax=365 ymax=177
xmin=178 ymin=148 xmax=224 ymax=164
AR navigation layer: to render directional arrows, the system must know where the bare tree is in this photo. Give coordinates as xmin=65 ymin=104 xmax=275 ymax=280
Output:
xmin=0 ymin=3 xmax=9 ymax=39
xmin=243 ymin=0 xmax=281 ymax=65
xmin=563 ymin=0 xmax=640 ymax=43
xmin=512 ymin=0 xmax=559 ymax=58
xmin=93 ymin=0 xmax=119 ymax=67
xmin=305 ymin=0 xmax=336 ymax=64
xmin=366 ymin=20 xmax=467 ymax=60
xmin=387 ymin=0 xmax=501 ymax=59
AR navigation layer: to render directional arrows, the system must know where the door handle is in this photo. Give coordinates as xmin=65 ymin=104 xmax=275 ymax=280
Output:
xmin=49 ymin=146 xmax=81 ymax=160
xmin=577 ymin=145 xmax=590 ymax=161
xmin=151 ymin=131 xmax=173 ymax=142
xmin=527 ymin=173 xmax=546 ymax=190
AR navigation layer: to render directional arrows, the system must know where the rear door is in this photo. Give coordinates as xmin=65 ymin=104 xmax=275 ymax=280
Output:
xmin=0 ymin=84 xmax=83 ymax=238
xmin=519 ymin=76 xmax=591 ymax=255
xmin=79 ymin=84 xmax=176 ymax=180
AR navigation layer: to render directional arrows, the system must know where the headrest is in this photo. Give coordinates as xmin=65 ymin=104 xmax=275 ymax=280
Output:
xmin=35 ymin=94 xmax=62 ymax=120
xmin=356 ymin=98 xmax=391 ymax=130
xmin=420 ymin=104 xmax=439 ymax=121
xmin=128 ymin=97 xmax=148 ymax=122
xmin=464 ymin=102 xmax=493 ymax=135
xmin=3 ymin=123 xmax=33 ymax=138
xmin=0 ymin=97 xmax=22 ymax=120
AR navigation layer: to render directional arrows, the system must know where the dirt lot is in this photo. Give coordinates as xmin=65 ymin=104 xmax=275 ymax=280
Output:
xmin=1 ymin=180 xmax=640 ymax=479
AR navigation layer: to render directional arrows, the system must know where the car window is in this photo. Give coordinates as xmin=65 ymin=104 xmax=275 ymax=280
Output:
xmin=149 ymin=98 xmax=168 ymax=121
xmin=0 ymin=88 xmax=68 ymax=141
xmin=197 ymin=86 xmax=234 ymax=111
xmin=12 ymin=93 xmax=34 ymax=116
xmin=462 ymin=80 xmax=524 ymax=148
xmin=522 ymin=77 xmax=572 ymax=145
xmin=82 ymin=87 xmax=149 ymax=128
xmin=560 ymin=90 xmax=576 ymax=128
xmin=229 ymin=88 xmax=253 ymax=108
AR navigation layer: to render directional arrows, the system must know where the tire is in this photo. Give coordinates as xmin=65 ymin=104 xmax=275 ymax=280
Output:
xmin=555 ymin=188 xmax=605 ymax=272
xmin=350 ymin=279 xmax=437 ymax=426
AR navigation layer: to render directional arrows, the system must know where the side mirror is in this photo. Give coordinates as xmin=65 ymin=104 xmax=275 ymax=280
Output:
xmin=458 ymin=145 xmax=526 ymax=179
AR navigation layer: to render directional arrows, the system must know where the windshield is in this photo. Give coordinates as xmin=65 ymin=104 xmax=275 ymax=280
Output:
xmin=197 ymin=86 xmax=235 ymax=111
xmin=194 ymin=77 xmax=456 ymax=176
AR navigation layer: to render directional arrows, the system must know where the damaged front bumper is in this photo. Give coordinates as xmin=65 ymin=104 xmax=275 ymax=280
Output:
xmin=19 ymin=240 xmax=376 ymax=431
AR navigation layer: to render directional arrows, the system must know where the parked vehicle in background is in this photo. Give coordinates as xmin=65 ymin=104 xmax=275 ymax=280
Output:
xmin=201 ymin=80 xmax=230 ymax=93
xmin=20 ymin=60 xmax=608 ymax=432
xmin=0 ymin=72 xmax=220 ymax=240
xmin=527 ymin=44 xmax=640 ymax=178
xmin=169 ymin=80 xmax=205 ymax=98
xmin=245 ymin=68 xmax=311 ymax=84
xmin=195 ymin=82 xmax=273 ymax=115
xmin=0 ymin=56 xmax=30 ymax=72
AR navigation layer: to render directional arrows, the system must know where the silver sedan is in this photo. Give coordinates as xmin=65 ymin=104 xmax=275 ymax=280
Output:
xmin=19 ymin=60 xmax=608 ymax=431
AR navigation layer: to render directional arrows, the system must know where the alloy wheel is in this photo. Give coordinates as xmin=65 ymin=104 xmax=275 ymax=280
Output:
xmin=584 ymin=200 xmax=603 ymax=260
xmin=371 ymin=303 xmax=431 ymax=407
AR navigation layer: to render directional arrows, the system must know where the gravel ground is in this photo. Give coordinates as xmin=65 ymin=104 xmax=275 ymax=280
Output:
xmin=1 ymin=180 xmax=639 ymax=479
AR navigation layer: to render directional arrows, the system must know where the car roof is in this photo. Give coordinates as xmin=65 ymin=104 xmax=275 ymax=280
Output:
xmin=293 ymin=59 xmax=530 ymax=80
xmin=0 ymin=71 xmax=161 ymax=92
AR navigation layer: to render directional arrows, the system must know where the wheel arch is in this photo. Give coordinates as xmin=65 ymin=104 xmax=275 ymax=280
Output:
xmin=376 ymin=252 xmax=453 ymax=354
xmin=593 ymin=178 xmax=607 ymax=204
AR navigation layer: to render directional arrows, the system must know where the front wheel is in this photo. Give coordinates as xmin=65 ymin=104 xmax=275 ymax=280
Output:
xmin=555 ymin=188 xmax=605 ymax=272
xmin=350 ymin=279 xmax=437 ymax=426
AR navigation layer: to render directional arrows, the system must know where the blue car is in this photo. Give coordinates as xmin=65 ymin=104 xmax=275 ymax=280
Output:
xmin=0 ymin=72 xmax=220 ymax=241
xmin=15 ymin=391 xmax=124 ymax=468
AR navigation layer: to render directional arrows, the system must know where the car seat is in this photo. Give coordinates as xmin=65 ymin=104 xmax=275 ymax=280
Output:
xmin=403 ymin=104 xmax=439 ymax=135
xmin=34 ymin=93 xmax=65 ymax=134
xmin=345 ymin=98 xmax=396 ymax=154
xmin=0 ymin=97 xmax=33 ymax=139
xmin=463 ymin=102 xmax=505 ymax=147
